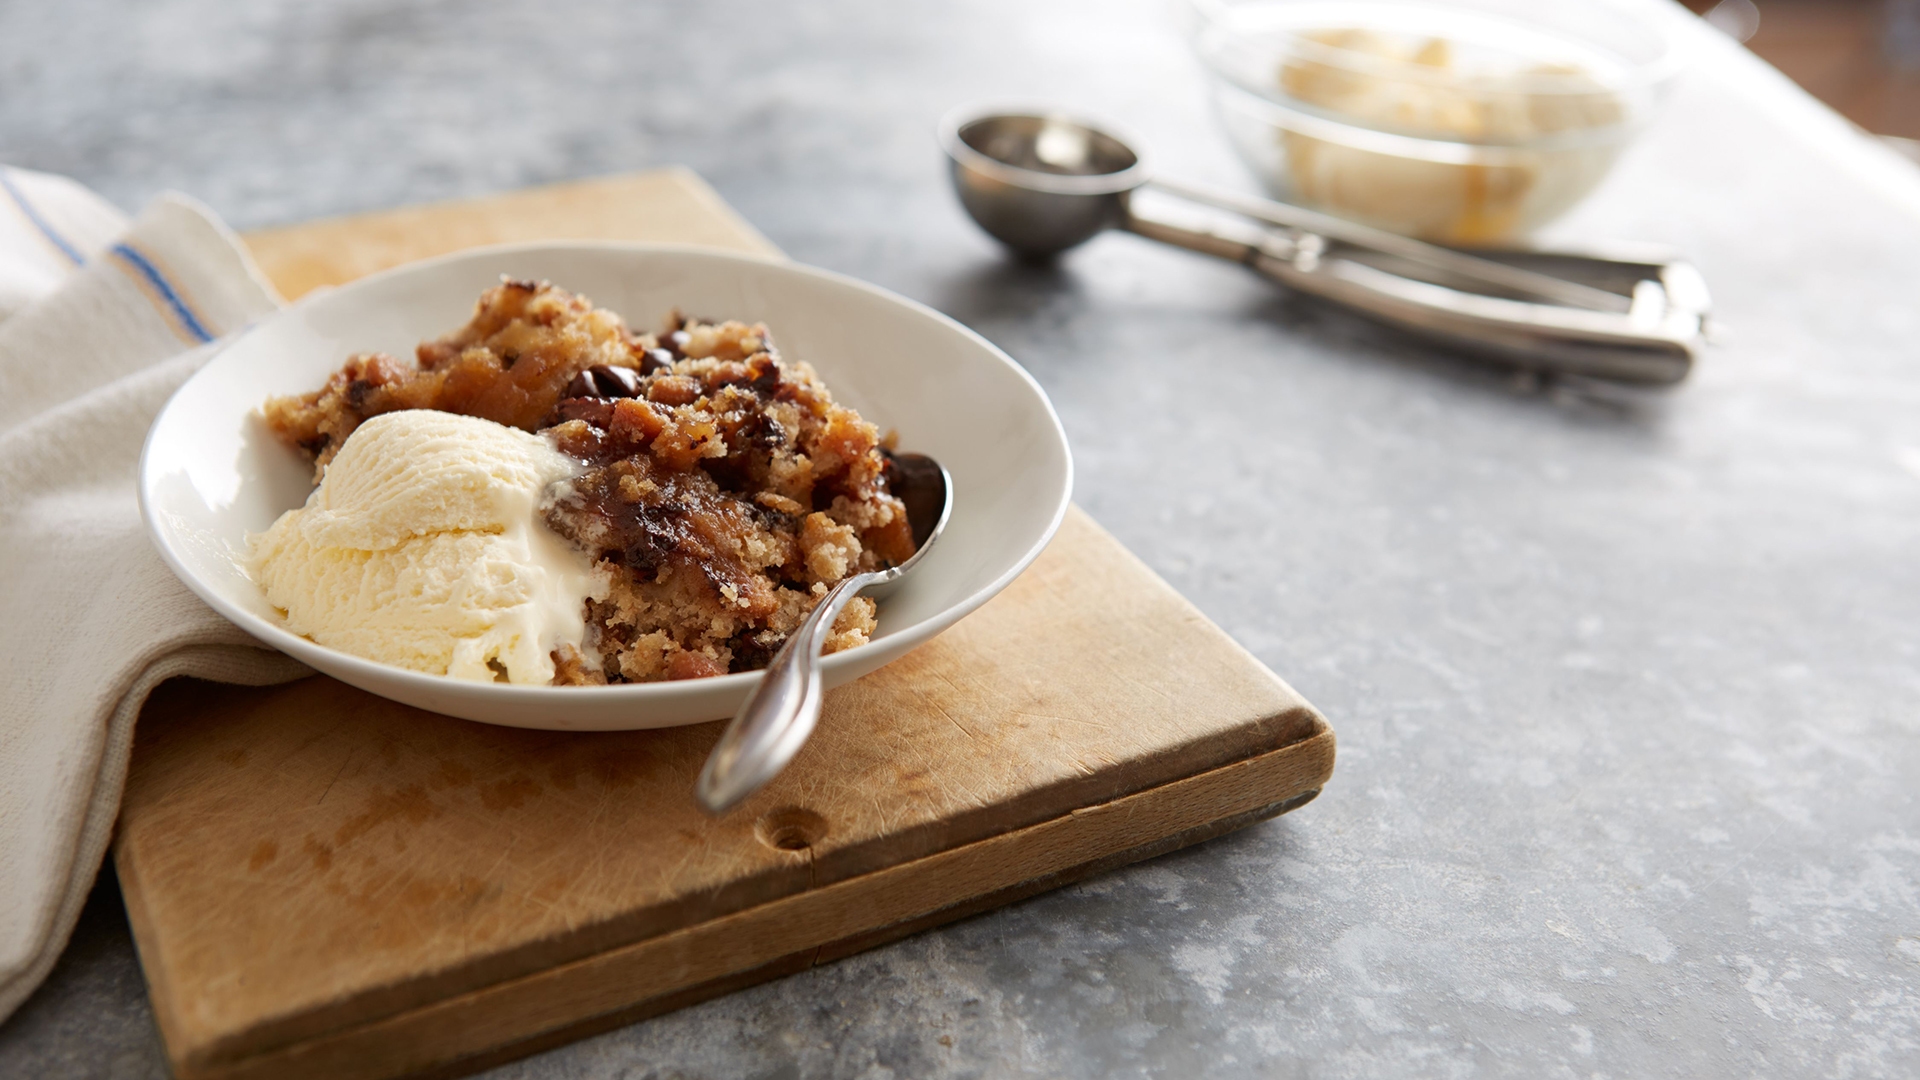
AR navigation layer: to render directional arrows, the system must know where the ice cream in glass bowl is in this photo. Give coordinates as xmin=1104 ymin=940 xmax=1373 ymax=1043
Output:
xmin=1187 ymin=0 xmax=1680 ymax=243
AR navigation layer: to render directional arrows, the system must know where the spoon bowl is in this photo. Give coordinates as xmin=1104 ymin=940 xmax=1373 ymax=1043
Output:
xmin=940 ymin=108 xmax=1147 ymax=257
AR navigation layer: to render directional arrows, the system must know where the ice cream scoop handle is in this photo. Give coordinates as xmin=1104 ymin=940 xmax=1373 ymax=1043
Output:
xmin=695 ymin=572 xmax=875 ymax=814
xmin=1123 ymin=204 xmax=1695 ymax=385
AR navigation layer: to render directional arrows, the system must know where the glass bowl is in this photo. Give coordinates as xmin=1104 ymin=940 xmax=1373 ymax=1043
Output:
xmin=1188 ymin=0 xmax=1680 ymax=243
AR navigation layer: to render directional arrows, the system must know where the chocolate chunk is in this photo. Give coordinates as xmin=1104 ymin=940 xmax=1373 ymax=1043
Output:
xmin=639 ymin=348 xmax=674 ymax=375
xmin=590 ymin=364 xmax=642 ymax=398
xmin=747 ymin=355 xmax=782 ymax=397
xmin=701 ymin=445 xmax=764 ymax=494
xmin=621 ymin=503 xmax=688 ymax=576
xmin=758 ymin=416 xmax=786 ymax=449
xmin=661 ymin=330 xmax=691 ymax=358
xmin=742 ymin=408 xmax=785 ymax=450
xmin=553 ymin=398 xmax=615 ymax=428
xmin=726 ymin=630 xmax=784 ymax=673
xmin=565 ymin=369 xmax=602 ymax=399
xmin=748 ymin=500 xmax=797 ymax=530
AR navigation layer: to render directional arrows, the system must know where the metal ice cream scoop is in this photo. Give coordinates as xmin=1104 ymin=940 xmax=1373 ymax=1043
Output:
xmin=696 ymin=452 xmax=953 ymax=814
xmin=942 ymin=106 xmax=1710 ymax=385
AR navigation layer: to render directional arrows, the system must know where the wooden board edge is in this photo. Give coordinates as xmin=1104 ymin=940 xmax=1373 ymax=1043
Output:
xmin=149 ymin=701 xmax=1329 ymax=1062
xmin=175 ymin=724 xmax=1335 ymax=1080
xmin=409 ymin=789 xmax=1324 ymax=1080
xmin=113 ymin=826 xmax=195 ymax=1066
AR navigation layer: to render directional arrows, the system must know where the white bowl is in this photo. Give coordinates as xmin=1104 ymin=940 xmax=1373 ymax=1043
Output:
xmin=139 ymin=243 xmax=1073 ymax=731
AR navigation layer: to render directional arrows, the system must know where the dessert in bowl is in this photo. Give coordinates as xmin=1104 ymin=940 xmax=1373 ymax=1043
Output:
xmin=254 ymin=281 xmax=917 ymax=688
xmin=139 ymin=244 xmax=1072 ymax=730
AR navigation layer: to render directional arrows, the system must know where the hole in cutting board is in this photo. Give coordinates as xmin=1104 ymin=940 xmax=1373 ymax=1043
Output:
xmin=756 ymin=807 xmax=828 ymax=853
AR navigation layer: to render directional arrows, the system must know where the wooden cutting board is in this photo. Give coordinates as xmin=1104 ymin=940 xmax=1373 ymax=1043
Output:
xmin=114 ymin=169 xmax=1336 ymax=1080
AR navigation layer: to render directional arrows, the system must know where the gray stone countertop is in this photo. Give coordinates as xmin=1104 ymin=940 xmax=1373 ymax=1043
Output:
xmin=4 ymin=1 xmax=1919 ymax=1076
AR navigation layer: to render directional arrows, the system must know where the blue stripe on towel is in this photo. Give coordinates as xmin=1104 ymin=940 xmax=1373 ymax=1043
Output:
xmin=111 ymin=242 xmax=214 ymax=343
xmin=0 ymin=168 xmax=86 ymax=266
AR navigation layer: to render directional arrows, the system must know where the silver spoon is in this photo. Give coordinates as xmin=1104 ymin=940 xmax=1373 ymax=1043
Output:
xmin=695 ymin=452 xmax=953 ymax=814
xmin=940 ymin=106 xmax=1707 ymax=384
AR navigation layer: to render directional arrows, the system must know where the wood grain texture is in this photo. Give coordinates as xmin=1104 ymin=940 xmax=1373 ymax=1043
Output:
xmin=172 ymin=744 xmax=1330 ymax=1080
xmin=114 ymin=168 xmax=1334 ymax=1080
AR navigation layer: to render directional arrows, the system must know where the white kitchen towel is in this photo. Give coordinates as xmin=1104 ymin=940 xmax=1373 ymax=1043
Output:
xmin=0 ymin=167 xmax=311 ymax=1023
xmin=0 ymin=167 xmax=127 ymax=323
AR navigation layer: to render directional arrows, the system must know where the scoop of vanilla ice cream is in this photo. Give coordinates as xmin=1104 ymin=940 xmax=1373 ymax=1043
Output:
xmin=251 ymin=410 xmax=595 ymax=685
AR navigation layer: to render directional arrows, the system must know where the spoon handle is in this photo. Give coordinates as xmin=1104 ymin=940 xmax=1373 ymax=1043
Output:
xmin=695 ymin=571 xmax=875 ymax=814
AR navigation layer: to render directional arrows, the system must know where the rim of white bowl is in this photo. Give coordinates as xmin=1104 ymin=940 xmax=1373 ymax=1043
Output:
xmin=138 ymin=240 xmax=1074 ymax=707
